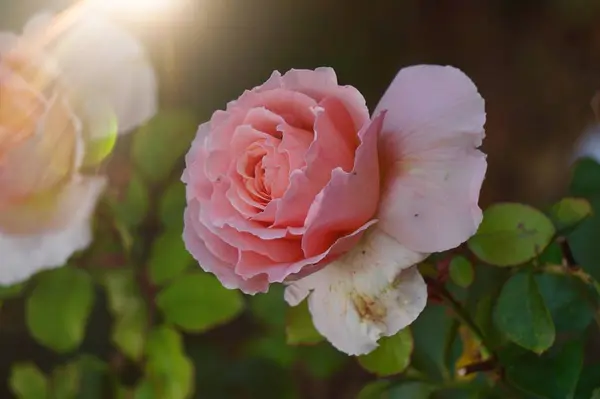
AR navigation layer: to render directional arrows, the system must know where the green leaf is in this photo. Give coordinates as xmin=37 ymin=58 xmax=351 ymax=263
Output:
xmin=102 ymin=270 xmax=140 ymax=315
xmin=539 ymin=241 xmax=563 ymax=265
xmin=132 ymin=109 xmax=198 ymax=183
xmin=159 ymin=181 xmax=186 ymax=232
xmin=285 ymin=300 xmax=323 ymax=345
xmin=465 ymin=264 xmax=507 ymax=349
xmin=26 ymin=268 xmax=95 ymax=353
xmin=505 ymin=340 xmax=584 ymax=399
xmin=102 ymin=270 xmax=148 ymax=361
xmin=493 ymin=272 xmax=555 ymax=353
xmin=549 ymin=197 xmax=593 ymax=232
xmin=574 ymin=365 xmax=600 ymax=399
xmin=50 ymin=363 xmax=80 ymax=399
xmin=133 ymin=381 xmax=156 ymax=399
xmin=244 ymin=331 xmax=297 ymax=368
xmin=10 ymin=363 xmax=48 ymax=399
xmin=357 ymin=328 xmax=413 ymax=377
xmin=298 ymin=342 xmax=347 ymax=379
xmin=75 ymin=356 xmax=108 ymax=399
xmin=145 ymin=326 xmax=194 ymax=399
xmin=449 ymin=256 xmax=474 ymax=288
xmin=357 ymin=381 xmax=391 ymax=399
xmin=149 ymin=231 xmax=194 ymax=285
xmin=249 ymin=285 xmax=286 ymax=329
xmin=568 ymin=196 xmax=600 ymax=281
xmin=388 ymin=382 xmax=436 ymax=398
xmin=535 ymin=273 xmax=594 ymax=333
xmin=411 ymin=304 xmax=454 ymax=381
xmin=591 ymin=388 xmax=600 ymax=399
xmin=156 ymin=272 xmax=244 ymax=332
xmin=467 ymin=203 xmax=555 ymax=266
xmin=110 ymin=173 xmax=149 ymax=228
xmin=113 ymin=308 xmax=148 ymax=361
xmin=569 ymin=157 xmax=600 ymax=198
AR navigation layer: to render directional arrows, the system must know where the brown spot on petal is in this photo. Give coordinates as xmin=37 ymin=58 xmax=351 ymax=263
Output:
xmin=351 ymin=292 xmax=386 ymax=323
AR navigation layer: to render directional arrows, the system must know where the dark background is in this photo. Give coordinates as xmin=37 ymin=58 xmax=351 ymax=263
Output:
xmin=2 ymin=0 xmax=600 ymax=397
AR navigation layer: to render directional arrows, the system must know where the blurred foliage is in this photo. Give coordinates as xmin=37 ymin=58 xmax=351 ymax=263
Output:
xmin=2 ymin=108 xmax=600 ymax=399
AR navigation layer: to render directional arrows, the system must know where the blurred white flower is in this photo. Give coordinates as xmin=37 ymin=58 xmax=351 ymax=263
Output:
xmin=0 ymin=8 xmax=157 ymax=284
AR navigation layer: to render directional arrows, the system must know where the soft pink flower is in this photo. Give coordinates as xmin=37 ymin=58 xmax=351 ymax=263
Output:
xmin=183 ymin=65 xmax=486 ymax=355
xmin=0 ymin=9 xmax=157 ymax=284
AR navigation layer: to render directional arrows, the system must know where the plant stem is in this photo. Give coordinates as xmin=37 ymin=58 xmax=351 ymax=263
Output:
xmin=427 ymin=279 xmax=496 ymax=359
xmin=428 ymin=279 xmax=496 ymax=358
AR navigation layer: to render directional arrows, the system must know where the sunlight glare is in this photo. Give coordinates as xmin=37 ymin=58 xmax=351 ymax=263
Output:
xmin=86 ymin=0 xmax=172 ymax=16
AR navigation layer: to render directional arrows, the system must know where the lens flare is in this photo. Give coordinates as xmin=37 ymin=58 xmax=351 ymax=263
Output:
xmin=86 ymin=0 xmax=172 ymax=15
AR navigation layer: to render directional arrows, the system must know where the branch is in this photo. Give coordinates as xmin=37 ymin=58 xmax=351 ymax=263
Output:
xmin=426 ymin=278 xmax=496 ymax=358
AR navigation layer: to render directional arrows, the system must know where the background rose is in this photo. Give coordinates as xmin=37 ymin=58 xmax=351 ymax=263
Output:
xmin=0 ymin=8 xmax=157 ymax=284
xmin=183 ymin=68 xmax=382 ymax=294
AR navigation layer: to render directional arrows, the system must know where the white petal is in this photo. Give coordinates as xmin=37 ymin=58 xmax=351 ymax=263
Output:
xmin=284 ymin=227 xmax=428 ymax=356
xmin=44 ymin=9 xmax=157 ymax=134
xmin=0 ymin=176 xmax=105 ymax=284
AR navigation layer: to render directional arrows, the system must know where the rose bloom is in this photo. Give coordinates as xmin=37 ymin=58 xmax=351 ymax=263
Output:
xmin=182 ymin=66 xmax=486 ymax=355
xmin=0 ymin=10 xmax=156 ymax=284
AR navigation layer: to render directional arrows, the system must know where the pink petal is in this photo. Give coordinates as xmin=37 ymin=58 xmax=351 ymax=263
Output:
xmin=280 ymin=68 xmax=370 ymax=130
xmin=277 ymin=122 xmax=313 ymax=170
xmin=236 ymin=219 xmax=376 ymax=283
xmin=272 ymin=96 xmax=364 ymax=227
xmin=183 ymin=204 xmax=269 ymax=294
xmin=301 ymin=112 xmax=383 ymax=257
xmin=373 ymin=65 xmax=486 ymax=253
xmin=200 ymin=185 xmax=303 ymax=263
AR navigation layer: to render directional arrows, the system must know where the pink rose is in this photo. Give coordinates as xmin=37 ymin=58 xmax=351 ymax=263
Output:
xmin=182 ymin=68 xmax=380 ymax=291
xmin=183 ymin=66 xmax=486 ymax=355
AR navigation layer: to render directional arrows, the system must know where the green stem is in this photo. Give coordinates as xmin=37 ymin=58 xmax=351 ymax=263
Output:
xmin=433 ymin=281 xmax=495 ymax=357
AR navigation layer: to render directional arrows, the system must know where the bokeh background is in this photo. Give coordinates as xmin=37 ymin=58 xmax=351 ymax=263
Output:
xmin=2 ymin=0 xmax=600 ymax=397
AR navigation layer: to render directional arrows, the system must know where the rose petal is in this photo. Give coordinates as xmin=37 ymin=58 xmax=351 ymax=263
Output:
xmin=271 ymin=96 xmax=365 ymax=227
xmin=199 ymin=185 xmax=303 ymax=263
xmin=280 ymin=68 xmax=370 ymax=130
xmin=285 ymin=227 xmax=427 ymax=355
xmin=0 ymin=94 xmax=81 ymax=204
xmin=302 ymin=112 xmax=383 ymax=257
xmin=40 ymin=10 xmax=157 ymax=134
xmin=373 ymin=65 xmax=486 ymax=253
xmin=184 ymin=203 xmax=269 ymax=295
xmin=237 ymin=220 xmax=376 ymax=283
xmin=0 ymin=176 xmax=106 ymax=284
